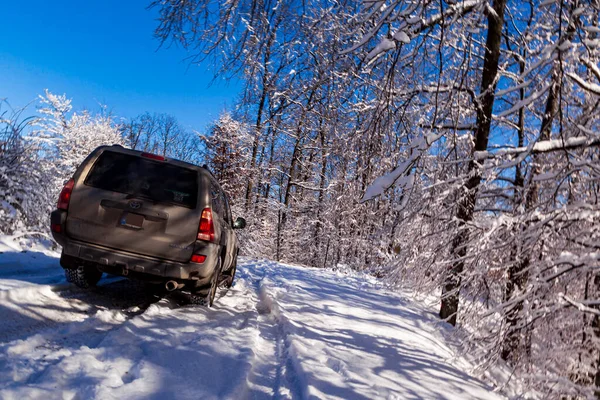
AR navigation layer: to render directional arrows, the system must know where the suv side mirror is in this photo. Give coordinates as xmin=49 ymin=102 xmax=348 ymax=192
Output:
xmin=233 ymin=217 xmax=246 ymax=229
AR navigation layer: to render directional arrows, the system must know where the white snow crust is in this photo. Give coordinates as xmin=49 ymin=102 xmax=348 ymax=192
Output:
xmin=367 ymin=37 xmax=396 ymax=60
xmin=0 ymin=238 xmax=505 ymax=400
xmin=394 ymin=30 xmax=411 ymax=44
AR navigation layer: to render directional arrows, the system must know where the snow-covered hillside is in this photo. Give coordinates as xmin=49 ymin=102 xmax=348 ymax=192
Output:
xmin=0 ymin=239 xmax=504 ymax=400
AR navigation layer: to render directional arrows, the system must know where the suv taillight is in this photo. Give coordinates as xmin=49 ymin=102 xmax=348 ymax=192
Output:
xmin=197 ymin=208 xmax=215 ymax=242
xmin=190 ymin=254 xmax=206 ymax=264
xmin=57 ymin=179 xmax=75 ymax=210
xmin=141 ymin=152 xmax=166 ymax=161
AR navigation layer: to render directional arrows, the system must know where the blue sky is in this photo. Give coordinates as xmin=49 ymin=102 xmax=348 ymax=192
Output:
xmin=0 ymin=0 xmax=241 ymax=132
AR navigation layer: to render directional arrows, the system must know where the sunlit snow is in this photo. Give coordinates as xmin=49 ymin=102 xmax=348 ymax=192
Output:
xmin=0 ymin=238 xmax=504 ymax=400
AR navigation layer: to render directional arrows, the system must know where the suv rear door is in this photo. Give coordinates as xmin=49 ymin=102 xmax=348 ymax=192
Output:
xmin=66 ymin=149 xmax=201 ymax=262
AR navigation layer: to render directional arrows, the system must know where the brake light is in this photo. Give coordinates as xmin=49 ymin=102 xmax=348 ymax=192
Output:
xmin=51 ymin=224 xmax=62 ymax=233
xmin=190 ymin=254 xmax=206 ymax=264
xmin=141 ymin=152 xmax=166 ymax=161
xmin=57 ymin=179 xmax=75 ymax=210
xmin=197 ymin=208 xmax=215 ymax=242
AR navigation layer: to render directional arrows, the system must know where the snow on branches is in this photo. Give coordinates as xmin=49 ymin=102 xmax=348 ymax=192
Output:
xmin=0 ymin=91 xmax=124 ymax=237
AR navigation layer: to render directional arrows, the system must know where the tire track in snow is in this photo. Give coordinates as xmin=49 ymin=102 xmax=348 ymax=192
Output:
xmin=218 ymin=260 xmax=280 ymax=400
xmin=0 ymin=296 xmax=185 ymax=399
xmin=0 ymin=277 xmax=161 ymax=343
xmin=24 ymin=298 xmax=178 ymax=388
xmin=0 ymin=254 xmax=507 ymax=399
xmin=1 ymin=257 xmax=270 ymax=399
xmin=239 ymin=259 xmax=310 ymax=400
xmin=0 ymin=277 xmax=168 ymax=393
xmin=71 ymin=278 xmax=262 ymax=400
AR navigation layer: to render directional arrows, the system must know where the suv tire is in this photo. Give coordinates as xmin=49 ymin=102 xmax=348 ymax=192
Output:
xmin=189 ymin=258 xmax=222 ymax=307
xmin=223 ymin=258 xmax=237 ymax=288
xmin=65 ymin=266 xmax=103 ymax=288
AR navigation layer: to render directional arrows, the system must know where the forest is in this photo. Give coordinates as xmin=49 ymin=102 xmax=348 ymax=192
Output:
xmin=1 ymin=0 xmax=600 ymax=397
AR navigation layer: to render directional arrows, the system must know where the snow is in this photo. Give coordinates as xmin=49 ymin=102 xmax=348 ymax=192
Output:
xmin=363 ymin=133 xmax=442 ymax=202
xmin=484 ymin=3 xmax=498 ymax=20
xmin=557 ymin=40 xmax=573 ymax=52
xmin=585 ymin=26 xmax=600 ymax=34
xmin=494 ymin=80 xmax=532 ymax=98
xmin=0 ymin=238 xmax=505 ymax=399
xmin=363 ymin=171 xmax=414 ymax=203
xmin=583 ymin=39 xmax=600 ymax=49
xmin=568 ymin=72 xmax=600 ymax=95
xmin=495 ymin=83 xmax=551 ymax=118
xmin=393 ymin=30 xmax=411 ymax=44
xmin=585 ymin=61 xmax=600 ymax=81
xmin=473 ymin=136 xmax=600 ymax=161
xmin=532 ymin=171 xmax=558 ymax=182
xmin=366 ymin=37 xmax=396 ymax=60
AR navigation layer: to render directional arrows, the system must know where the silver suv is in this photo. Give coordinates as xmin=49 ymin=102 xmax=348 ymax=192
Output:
xmin=50 ymin=145 xmax=246 ymax=306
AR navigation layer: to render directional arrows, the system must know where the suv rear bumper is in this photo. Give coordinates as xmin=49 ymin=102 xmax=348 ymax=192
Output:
xmin=52 ymin=211 xmax=218 ymax=285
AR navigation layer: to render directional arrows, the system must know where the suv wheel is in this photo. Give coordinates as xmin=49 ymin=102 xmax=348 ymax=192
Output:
xmin=189 ymin=258 xmax=222 ymax=307
xmin=223 ymin=258 xmax=237 ymax=288
xmin=206 ymin=258 xmax=223 ymax=307
xmin=65 ymin=266 xmax=103 ymax=288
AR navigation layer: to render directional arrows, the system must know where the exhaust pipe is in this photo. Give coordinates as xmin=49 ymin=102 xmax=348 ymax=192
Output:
xmin=165 ymin=280 xmax=183 ymax=291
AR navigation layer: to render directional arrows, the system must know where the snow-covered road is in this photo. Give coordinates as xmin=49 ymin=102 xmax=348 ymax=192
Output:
xmin=0 ymin=244 xmax=505 ymax=400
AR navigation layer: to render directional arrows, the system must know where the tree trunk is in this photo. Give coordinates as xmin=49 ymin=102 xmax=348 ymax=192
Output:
xmin=439 ymin=0 xmax=507 ymax=325
xmin=313 ymin=123 xmax=328 ymax=267
xmin=502 ymin=42 xmax=528 ymax=361
xmin=245 ymin=41 xmax=272 ymax=210
xmin=277 ymin=123 xmax=304 ymax=261
xmin=501 ymin=0 xmax=577 ymax=359
xmin=245 ymin=84 xmax=267 ymax=209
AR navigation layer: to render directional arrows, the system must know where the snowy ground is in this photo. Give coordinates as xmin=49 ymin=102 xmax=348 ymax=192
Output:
xmin=0 ymin=238 xmax=506 ymax=400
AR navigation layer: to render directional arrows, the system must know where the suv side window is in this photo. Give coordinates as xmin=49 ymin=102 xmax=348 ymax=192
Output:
xmin=223 ymin=194 xmax=232 ymax=225
xmin=210 ymin=181 xmax=230 ymax=224
xmin=210 ymin=184 xmax=222 ymax=215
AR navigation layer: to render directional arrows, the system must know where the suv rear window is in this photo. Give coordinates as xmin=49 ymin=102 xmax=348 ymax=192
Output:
xmin=85 ymin=151 xmax=198 ymax=208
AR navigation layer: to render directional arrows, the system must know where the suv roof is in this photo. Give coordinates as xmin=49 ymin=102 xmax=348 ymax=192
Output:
xmin=105 ymin=144 xmax=213 ymax=177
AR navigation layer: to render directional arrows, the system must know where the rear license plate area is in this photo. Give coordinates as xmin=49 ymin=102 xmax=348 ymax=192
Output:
xmin=120 ymin=212 xmax=144 ymax=229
